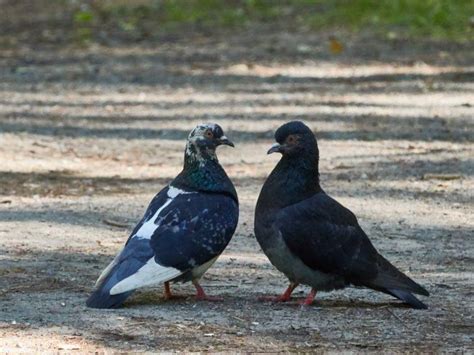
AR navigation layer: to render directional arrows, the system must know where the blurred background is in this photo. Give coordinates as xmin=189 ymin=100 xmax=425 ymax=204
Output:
xmin=2 ymin=0 xmax=473 ymax=46
xmin=0 ymin=0 xmax=473 ymax=353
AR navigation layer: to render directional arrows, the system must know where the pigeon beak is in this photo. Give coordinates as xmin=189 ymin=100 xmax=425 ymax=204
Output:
xmin=218 ymin=136 xmax=234 ymax=147
xmin=267 ymin=143 xmax=283 ymax=154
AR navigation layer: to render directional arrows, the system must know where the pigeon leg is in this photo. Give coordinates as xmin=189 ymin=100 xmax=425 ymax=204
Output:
xmin=192 ymin=280 xmax=223 ymax=301
xmin=299 ymin=288 xmax=317 ymax=306
xmin=163 ymin=281 xmax=174 ymax=300
xmin=259 ymin=282 xmax=298 ymax=302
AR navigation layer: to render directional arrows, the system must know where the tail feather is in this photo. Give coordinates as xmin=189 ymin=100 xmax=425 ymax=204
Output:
xmin=95 ymin=253 xmax=120 ymax=287
xmin=86 ymin=239 xmax=182 ymax=308
xmin=86 ymin=237 xmax=158 ymax=309
xmin=386 ymin=288 xmax=428 ymax=309
xmin=86 ymin=262 xmax=134 ymax=309
xmin=362 ymin=255 xmax=429 ymax=309
xmin=372 ymin=255 xmax=429 ymax=296
xmin=86 ymin=287 xmax=133 ymax=309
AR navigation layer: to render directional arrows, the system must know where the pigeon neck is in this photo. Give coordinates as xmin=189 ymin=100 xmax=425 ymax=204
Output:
xmin=281 ymin=152 xmax=319 ymax=171
xmin=183 ymin=147 xmax=219 ymax=173
xmin=172 ymin=147 xmax=238 ymax=201
xmin=261 ymin=154 xmax=321 ymax=209
xmin=184 ymin=141 xmax=218 ymax=166
xmin=279 ymin=153 xmax=321 ymax=189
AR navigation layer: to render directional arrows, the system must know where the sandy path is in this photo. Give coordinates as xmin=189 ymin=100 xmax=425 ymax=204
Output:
xmin=0 ymin=32 xmax=473 ymax=352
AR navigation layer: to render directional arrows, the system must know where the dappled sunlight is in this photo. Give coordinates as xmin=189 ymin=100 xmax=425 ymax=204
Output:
xmin=2 ymin=89 xmax=473 ymax=107
xmin=0 ymin=327 xmax=111 ymax=354
xmin=1 ymin=5 xmax=473 ymax=350
xmin=214 ymin=62 xmax=473 ymax=78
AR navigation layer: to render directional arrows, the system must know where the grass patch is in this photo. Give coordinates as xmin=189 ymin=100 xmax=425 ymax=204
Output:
xmin=67 ymin=0 xmax=473 ymax=42
xmin=306 ymin=0 xmax=473 ymax=40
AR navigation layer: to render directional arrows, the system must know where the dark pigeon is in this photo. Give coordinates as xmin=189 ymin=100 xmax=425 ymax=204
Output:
xmin=87 ymin=123 xmax=239 ymax=308
xmin=254 ymin=121 xmax=429 ymax=309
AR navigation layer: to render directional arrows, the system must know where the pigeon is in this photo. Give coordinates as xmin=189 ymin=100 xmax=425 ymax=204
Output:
xmin=86 ymin=123 xmax=239 ymax=308
xmin=254 ymin=121 xmax=429 ymax=309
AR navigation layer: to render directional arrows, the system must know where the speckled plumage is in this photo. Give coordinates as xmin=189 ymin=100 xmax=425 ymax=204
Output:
xmin=87 ymin=123 xmax=238 ymax=308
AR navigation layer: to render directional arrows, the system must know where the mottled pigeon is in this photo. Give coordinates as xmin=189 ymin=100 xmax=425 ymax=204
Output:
xmin=87 ymin=123 xmax=238 ymax=308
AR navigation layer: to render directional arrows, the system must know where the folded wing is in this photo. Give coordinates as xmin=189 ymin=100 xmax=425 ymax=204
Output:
xmin=275 ymin=192 xmax=428 ymax=308
xmin=86 ymin=186 xmax=238 ymax=308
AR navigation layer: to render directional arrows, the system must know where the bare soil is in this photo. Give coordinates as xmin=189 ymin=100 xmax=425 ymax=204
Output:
xmin=0 ymin=27 xmax=473 ymax=352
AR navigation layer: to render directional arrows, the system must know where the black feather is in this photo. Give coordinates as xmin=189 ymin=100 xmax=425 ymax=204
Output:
xmin=255 ymin=121 xmax=429 ymax=309
xmin=86 ymin=262 xmax=134 ymax=309
xmin=86 ymin=238 xmax=153 ymax=308
xmin=150 ymin=193 xmax=238 ymax=270
xmin=385 ymin=289 xmax=428 ymax=309
xmin=370 ymin=254 xmax=430 ymax=296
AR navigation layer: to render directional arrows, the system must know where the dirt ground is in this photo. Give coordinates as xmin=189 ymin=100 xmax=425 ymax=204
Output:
xmin=1 ymin=27 xmax=473 ymax=352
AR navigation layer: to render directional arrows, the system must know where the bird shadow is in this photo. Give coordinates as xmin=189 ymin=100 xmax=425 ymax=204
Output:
xmin=256 ymin=297 xmax=411 ymax=310
xmin=126 ymin=291 xmax=192 ymax=306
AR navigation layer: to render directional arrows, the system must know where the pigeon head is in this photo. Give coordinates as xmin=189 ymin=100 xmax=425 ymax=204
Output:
xmin=268 ymin=121 xmax=318 ymax=159
xmin=257 ymin=121 xmax=321 ymax=210
xmin=185 ymin=123 xmax=234 ymax=163
xmin=175 ymin=123 xmax=237 ymax=199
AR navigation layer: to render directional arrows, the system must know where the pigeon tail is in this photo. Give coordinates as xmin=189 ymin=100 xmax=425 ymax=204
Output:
xmin=386 ymin=288 xmax=428 ymax=310
xmin=86 ymin=287 xmax=133 ymax=309
xmin=86 ymin=262 xmax=134 ymax=309
xmin=371 ymin=254 xmax=429 ymax=296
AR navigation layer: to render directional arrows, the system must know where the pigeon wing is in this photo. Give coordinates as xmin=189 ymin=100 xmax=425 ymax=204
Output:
xmin=94 ymin=186 xmax=171 ymax=287
xmin=150 ymin=192 xmax=239 ymax=270
xmin=276 ymin=192 xmax=429 ymax=301
xmin=108 ymin=191 xmax=238 ymax=295
xmin=275 ymin=192 xmax=379 ymax=282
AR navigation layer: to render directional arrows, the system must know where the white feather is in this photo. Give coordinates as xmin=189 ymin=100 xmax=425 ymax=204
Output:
xmin=133 ymin=185 xmax=195 ymax=240
xmin=191 ymin=256 xmax=218 ymax=279
xmin=99 ymin=185 xmax=196 ymax=294
xmin=110 ymin=258 xmax=183 ymax=295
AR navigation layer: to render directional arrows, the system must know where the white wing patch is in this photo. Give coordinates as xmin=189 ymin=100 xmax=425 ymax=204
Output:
xmin=109 ymin=258 xmax=183 ymax=295
xmin=133 ymin=185 xmax=195 ymax=240
xmin=97 ymin=185 xmax=195 ymax=291
xmin=191 ymin=255 xmax=218 ymax=280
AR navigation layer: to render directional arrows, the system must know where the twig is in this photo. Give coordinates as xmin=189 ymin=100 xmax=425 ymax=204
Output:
xmin=422 ymin=173 xmax=462 ymax=181
xmin=102 ymin=219 xmax=130 ymax=228
xmin=385 ymin=307 xmax=410 ymax=329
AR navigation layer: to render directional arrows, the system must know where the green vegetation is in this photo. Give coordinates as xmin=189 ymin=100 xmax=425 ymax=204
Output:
xmin=73 ymin=8 xmax=95 ymax=43
xmin=71 ymin=0 xmax=473 ymax=42
xmin=307 ymin=0 xmax=473 ymax=40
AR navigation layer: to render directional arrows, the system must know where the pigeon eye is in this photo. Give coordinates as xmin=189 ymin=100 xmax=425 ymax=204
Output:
xmin=205 ymin=130 xmax=214 ymax=138
xmin=287 ymin=135 xmax=296 ymax=144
